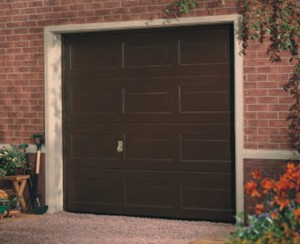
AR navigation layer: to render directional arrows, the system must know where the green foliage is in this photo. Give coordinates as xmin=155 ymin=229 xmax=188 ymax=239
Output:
xmin=0 ymin=144 xmax=28 ymax=177
xmin=163 ymin=0 xmax=198 ymax=18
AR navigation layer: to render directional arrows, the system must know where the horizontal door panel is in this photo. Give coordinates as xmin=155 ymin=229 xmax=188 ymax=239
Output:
xmin=69 ymin=44 xmax=119 ymax=70
xmin=67 ymin=123 xmax=233 ymax=136
xmin=70 ymin=89 xmax=119 ymax=114
xmin=66 ymin=125 xmax=233 ymax=172
xmin=66 ymin=168 xmax=234 ymax=221
xmin=70 ymin=133 xmax=120 ymax=160
xmin=124 ymin=133 xmax=175 ymax=161
xmin=65 ymin=113 xmax=233 ymax=124
xmin=67 ymin=63 xmax=231 ymax=79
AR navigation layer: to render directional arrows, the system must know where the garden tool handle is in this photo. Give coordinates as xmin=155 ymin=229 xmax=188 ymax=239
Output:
xmin=36 ymin=150 xmax=41 ymax=175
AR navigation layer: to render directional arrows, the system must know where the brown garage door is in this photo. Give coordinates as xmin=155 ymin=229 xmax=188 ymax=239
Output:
xmin=63 ymin=25 xmax=235 ymax=222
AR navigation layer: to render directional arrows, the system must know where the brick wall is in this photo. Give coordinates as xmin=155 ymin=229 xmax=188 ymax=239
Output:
xmin=244 ymin=41 xmax=295 ymax=150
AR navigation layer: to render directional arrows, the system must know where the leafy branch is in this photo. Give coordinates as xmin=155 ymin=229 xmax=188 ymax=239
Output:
xmin=163 ymin=0 xmax=198 ymax=18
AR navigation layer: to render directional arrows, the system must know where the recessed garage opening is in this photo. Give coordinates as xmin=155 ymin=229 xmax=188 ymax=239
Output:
xmin=62 ymin=24 xmax=235 ymax=222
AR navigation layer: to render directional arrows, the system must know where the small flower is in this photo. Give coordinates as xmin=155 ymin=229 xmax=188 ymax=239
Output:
xmin=261 ymin=178 xmax=275 ymax=194
xmin=270 ymin=211 xmax=278 ymax=220
xmin=245 ymin=181 xmax=261 ymax=198
xmin=252 ymin=170 xmax=262 ymax=179
xmin=255 ymin=204 xmax=264 ymax=215
xmin=274 ymin=196 xmax=290 ymax=211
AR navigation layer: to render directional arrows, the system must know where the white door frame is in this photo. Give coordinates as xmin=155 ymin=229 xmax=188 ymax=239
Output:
xmin=44 ymin=15 xmax=244 ymax=214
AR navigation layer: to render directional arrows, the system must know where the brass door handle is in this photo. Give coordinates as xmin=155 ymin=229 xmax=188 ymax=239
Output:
xmin=117 ymin=140 xmax=123 ymax=153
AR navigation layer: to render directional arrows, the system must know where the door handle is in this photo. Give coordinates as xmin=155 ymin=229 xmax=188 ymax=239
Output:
xmin=116 ymin=140 xmax=123 ymax=153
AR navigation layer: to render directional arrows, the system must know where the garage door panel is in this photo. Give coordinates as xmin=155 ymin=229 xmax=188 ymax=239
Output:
xmin=68 ymin=123 xmax=232 ymax=135
xmin=67 ymin=113 xmax=232 ymax=124
xmin=70 ymin=133 xmax=121 ymax=161
xmin=179 ymin=41 xmax=229 ymax=65
xmin=123 ymin=42 xmax=172 ymax=68
xmin=67 ymin=63 xmax=231 ymax=79
xmin=71 ymin=178 xmax=120 ymax=204
xmin=182 ymin=188 xmax=232 ymax=209
xmin=67 ymin=169 xmax=234 ymax=220
xmin=179 ymin=87 xmax=230 ymax=112
xmin=70 ymin=89 xmax=119 ymax=114
xmin=124 ymin=180 xmax=175 ymax=208
xmin=181 ymin=176 xmax=232 ymax=209
xmin=67 ymin=169 xmax=123 ymax=208
xmin=124 ymin=133 xmax=175 ymax=161
xmin=180 ymin=134 xmax=231 ymax=161
xmin=123 ymin=87 xmax=175 ymax=113
xmin=70 ymin=44 xmax=119 ymax=70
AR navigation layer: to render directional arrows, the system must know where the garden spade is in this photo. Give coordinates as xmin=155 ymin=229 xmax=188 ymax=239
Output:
xmin=30 ymin=134 xmax=48 ymax=214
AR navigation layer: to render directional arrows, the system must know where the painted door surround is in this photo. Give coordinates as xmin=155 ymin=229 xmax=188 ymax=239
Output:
xmin=44 ymin=15 xmax=244 ymax=214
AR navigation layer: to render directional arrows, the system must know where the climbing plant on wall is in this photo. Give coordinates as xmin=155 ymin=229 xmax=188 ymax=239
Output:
xmin=164 ymin=0 xmax=300 ymax=150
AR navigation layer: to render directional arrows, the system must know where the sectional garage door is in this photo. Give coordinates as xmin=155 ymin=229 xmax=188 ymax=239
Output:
xmin=63 ymin=25 xmax=235 ymax=222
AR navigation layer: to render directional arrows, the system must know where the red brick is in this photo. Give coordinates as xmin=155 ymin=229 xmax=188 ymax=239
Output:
xmin=103 ymin=1 xmax=121 ymax=8
xmin=257 ymin=112 xmax=278 ymax=119
xmin=280 ymin=144 xmax=291 ymax=150
xmin=248 ymin=120 xmax=269 ymax=127
xmin=268 ymin=89 xmax=288 ymax=96
xmin=214 ymin=8 xmax=236 ymax=15
xmin=257 ymin=143 xmax=280 ymax=149
xmin=121 ymin=1 xmax=139 ymax=7
xmin=256 ymin=66 xmax=278 ymax=73
xmin=269 ymin=120 xmax=288 ymax=127
xmin=257 ymin=97 xmax=278 ymax=104
xmin=269 ymin=104 xmax=288 ymax=111
xmin=244 ymin=97 xmax=256 ymax=104
xmin=139 ymin=0 xmax=157 ymax=5
xmin=245 ymin=128 xmax=257 ymax=134
xmin=244 ymin=67 xmax=256 ymax=73
xmin=278 ymin=65 xmax=294 ymax=73
xmin=103 ymin=15 xmax=121 ymax=22
xmin=247 ymin=74 xmax=267 ymax=82
xmin=129 ymin=6 xmax=148 ymax=13
xmin=257 ymin=81 xmax=278 ymax=88
xmin=244 ymin=143 xmax=258 ymax=149
xmin=244 ymin=112 xmax=257 ymax=119
xmin=245 ymin=89 xmax=268 ymax=96
xmin=112 ymin=8 xmax=130 ymax=14
xmin=85 ymin=3 xmax=103 ymax=10
xmin=121 ymin=14 xmax=140 ymax=21
xmin=244 ymin=82 xmax=257 ymax=89
xmin=278 ymin=112 xmax=289 ymax=120
xmin=269 ymin=135 xmax=289 ymax=143
xmin=268 ymin=73 xmax=289 ymax=81
xmin=94 ymin=9 xmax=112 ymax=15
xmin=248 ymin=104 xmax=268 ymax=111
xmin=248 ymin=135 xmax=269 ymax=142
xmin=246 ymin=59 xmax=268 ymax=66
xmin=258 ymin=127 xmax=279 ymax=134
xmin=279 ymin=128 xmax=290 ymax=135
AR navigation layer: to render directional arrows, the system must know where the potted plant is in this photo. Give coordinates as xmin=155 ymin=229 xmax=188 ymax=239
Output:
xmin=0 ymin=144 xmax=28 ymax=177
